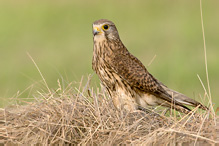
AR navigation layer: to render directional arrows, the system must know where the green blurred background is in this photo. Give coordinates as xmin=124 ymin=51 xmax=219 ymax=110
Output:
xmin=0 ymin=0 xmax=218 ymax=109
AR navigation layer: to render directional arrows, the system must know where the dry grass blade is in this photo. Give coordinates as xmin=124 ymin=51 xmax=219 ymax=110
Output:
xmin=27 ymin=52 xmax=52 ymax=96
xmin=199 ymin=0 xmax=215 ymax=118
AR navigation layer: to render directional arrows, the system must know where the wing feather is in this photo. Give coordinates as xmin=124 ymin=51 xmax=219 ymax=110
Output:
xmin=106 ymin=50 xmax=191 ymax=111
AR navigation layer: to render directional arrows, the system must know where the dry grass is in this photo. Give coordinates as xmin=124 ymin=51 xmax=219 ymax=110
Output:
xmin=0 ymin=76 xmax=218 ymax=145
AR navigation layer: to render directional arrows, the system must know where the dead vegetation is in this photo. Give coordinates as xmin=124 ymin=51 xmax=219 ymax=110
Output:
xmin=0 ymin=76 xmax=218 ymax=145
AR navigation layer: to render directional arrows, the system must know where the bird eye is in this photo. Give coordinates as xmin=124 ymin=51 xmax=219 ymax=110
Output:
xmin=102 ymin=24 xmax=109 ymax=30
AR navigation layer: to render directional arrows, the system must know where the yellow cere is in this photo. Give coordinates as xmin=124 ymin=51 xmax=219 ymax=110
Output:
xmin=94 ymin=27 xmax=101 ymax=32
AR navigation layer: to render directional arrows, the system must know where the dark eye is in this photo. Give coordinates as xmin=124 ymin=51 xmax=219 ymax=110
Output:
xmin=102 ymin=24 xmax=109 ymax=30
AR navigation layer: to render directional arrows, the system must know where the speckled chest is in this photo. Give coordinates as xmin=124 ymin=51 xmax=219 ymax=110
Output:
xmin=92 ymin=39 xmax=136 ymax=98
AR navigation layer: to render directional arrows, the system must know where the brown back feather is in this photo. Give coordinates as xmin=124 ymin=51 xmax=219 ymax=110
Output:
xmin=105 ymin=44 xmax=191 ymax=112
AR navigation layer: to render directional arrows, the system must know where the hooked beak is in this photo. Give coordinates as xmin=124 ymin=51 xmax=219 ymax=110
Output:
xmin=93 ymin=27 xmax=102 ymax=36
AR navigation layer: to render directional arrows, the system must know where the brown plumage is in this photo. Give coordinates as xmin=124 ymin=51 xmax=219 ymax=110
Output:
xmin=92 ymin=19 xmax=208 ymax=114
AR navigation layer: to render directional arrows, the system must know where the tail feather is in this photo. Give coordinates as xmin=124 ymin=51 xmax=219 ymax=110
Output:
xmin=160 ymin=84 xmax=208 ymax=111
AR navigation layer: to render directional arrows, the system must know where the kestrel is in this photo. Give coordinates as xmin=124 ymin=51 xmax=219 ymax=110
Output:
xmin=92 ymin=19 xmax=208 ymax=114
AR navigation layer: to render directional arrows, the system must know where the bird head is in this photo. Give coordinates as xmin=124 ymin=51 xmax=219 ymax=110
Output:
xmin=92 ymin=19 xmax=120 ymax=41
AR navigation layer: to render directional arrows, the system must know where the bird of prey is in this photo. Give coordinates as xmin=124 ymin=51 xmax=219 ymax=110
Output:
xmin=92 ymin=19 xmax=208 ymax=114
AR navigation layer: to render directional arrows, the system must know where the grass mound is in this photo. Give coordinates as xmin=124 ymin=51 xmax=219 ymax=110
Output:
xmin=0 ymin=77 xmax=218 ymax=145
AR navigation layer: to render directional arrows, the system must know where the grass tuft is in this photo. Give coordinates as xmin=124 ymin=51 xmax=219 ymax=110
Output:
xmin=0 ymin=76 xmax=218 ymax=145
